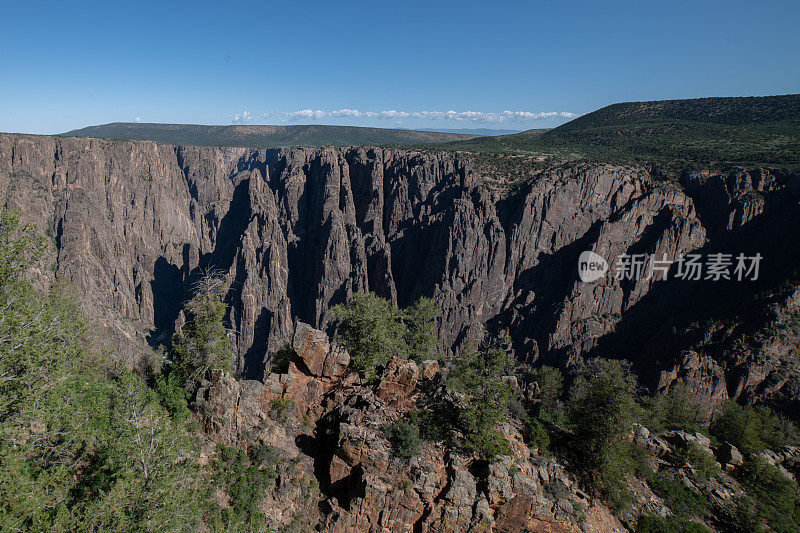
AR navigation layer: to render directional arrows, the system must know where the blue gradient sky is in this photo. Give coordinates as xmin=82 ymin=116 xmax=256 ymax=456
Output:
xmin=2 ymin=0 xmax=798 ymax=134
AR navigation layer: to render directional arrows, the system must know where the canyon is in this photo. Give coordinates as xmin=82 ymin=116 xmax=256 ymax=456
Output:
xmin=3 ymin=131 xmax=800 ymax=530
xmin=2 ymin=133 xmax=799 ymax=416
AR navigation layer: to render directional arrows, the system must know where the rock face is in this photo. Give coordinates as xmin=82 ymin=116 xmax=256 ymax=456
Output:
xmin=377 ymin=357 xmax=419 ymax=405
xmin=292 ymin=321 xmax=350 ymax=378
xmin=657 ymin=350 xmax=729 ymax=419
xmin=2 ymin=133 xmax=799 ymax=413
xmin=717 ymin=443 xmax=744 ymax=468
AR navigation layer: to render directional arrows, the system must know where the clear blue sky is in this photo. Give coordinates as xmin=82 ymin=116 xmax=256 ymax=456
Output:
xmin=2 ymin=0 xmax=798 ymax=134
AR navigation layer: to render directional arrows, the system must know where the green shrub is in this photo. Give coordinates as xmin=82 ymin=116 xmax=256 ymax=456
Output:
xmin=738 ymin=456 xmax=800 ymax=533
xmin=408 ymin=408 xmax=454 ymax=443
xmin=566 ymin=358 xmax=642 ymax=509
xmin=0 ymin=209 xmax=47 ymax=284
xmin=523 ymin=416 xmax=550 ymax=453
xmin=329 ymin=293 xmax=441 ymax=379
xmin=671 ymin=444 xmax=720 ymax=481
xmin=448 ymin=345 xmax=514 ymax=459
xmin=403 ymin=297 xmax=442 ymax=362
xmin=269 ymin=397 xmax=293 ymax=423
xmin=170 ymin=274 xmax=234 ymax=383
xmin=397 ymin=477 xmax=413 ymax=491
xmin=383 ymin=420 xmax=422 ymax=458
xmin=205 ymin=444 xmax=276 ymax=531
xmin=649 ymin=473 xmax=708 ymax=518
xmin=250 ymin=443 xmax=280 ymax=467
xmin=270 ymin=344 xmax=294 ymax=374
xmin=94 ymin=370 xmax=203 ymax=529
xmin=280 ymin=515 xmax=310 ymax=533
xmin=636 ymin=515 xmax=712 ymax=533
xmin=154 ymin=369 xmax=191 ymax=424
xmin=459 ymin=402 xmax=512 ymax=459
xmin=711 ymin=401 xmax=796 ymax=453
xmin=648 ymin=383 xmax=707 ymax=433
xmin=724 ymin=497 xmax=762 ymax=532
xmin=529 ymin=365 xmax=563 ymax=415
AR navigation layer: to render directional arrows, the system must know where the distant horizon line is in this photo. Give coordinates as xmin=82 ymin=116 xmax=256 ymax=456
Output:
xmin=60 ymin=122 xmax=531 ymax=134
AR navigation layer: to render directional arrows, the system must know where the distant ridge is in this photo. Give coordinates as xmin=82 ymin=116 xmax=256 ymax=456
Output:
xmin=417 ymin=128 xmax=525 ymax=136
xmin=61 ymin=123 xmax=480 ymax=148
xmin=446 ymin=94 xmax=800 ymax=167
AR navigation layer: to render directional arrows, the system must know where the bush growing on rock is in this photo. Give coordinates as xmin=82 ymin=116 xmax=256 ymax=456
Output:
xmin=408 ymin=407 xmax=454 ymax=443
xmin=382 ymin=419 xmax=422 ymax=458
xmin=738 ymin=456 xmax=800 ymax=532
xmin=151 ymin=350 xmax=191 ymax=423
xmin=648 ymin=473 xmax=708 ymax=519
xmin=269 ymin=343 xmax=293 ymax=374
xmin=269 ymin=397 xmax=294 ymax=423
xmin=329 ymin=292 xmax=441 ymax=379
xmin=169 ymin=273 xmax=234 ymax=383
xmin=647 ymin=382 xmax=707 ymax=433
xmin=204 ymin=444 xmax=276 ymax=531
xmin=566 ymin=358 xmax=643 ymax=509
xmin=677 ymin=443 xmax=720 ymax=481
xmin=724 ymin=497 xmax=763 ymax=533
xmin=403 ymin=297 xmax=442 ymax=362
xmin=711 ymin=400 xmax=798 ymax=453
xmin=529 ymin=365 xmax=564 ymax=420
xmin=636 ymin=515 xmax=712 ymax=533
xmin=523 ymin=416 xmax=550 ymax=453
xmin=448 ymin=344 xmax=514 ymax=459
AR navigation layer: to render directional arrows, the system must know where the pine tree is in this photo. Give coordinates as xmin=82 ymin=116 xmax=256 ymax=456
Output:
xmin=170 ymin=274 xmax=234 ymax=383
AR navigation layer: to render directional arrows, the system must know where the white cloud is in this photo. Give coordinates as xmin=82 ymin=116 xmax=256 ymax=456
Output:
xmin=283 ymin=108 xmax=578 ymax=123
xmin=501 ymin=110 xmax=578 ymax=120
xmin=134 ymin=117 xmax=142 ymax=123
xmin=288 ymin=109 xmax=326 ymax=120
xmin=330 ymin=109 xmax=365 ymax=117
xmin=229 ymin=110 xmax=254 ymax=123
xmin=378 ymin=110 xmax=411 ymax=119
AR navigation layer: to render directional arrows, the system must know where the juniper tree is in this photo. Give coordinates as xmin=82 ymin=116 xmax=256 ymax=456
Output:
xmin=567 ymin=358 xmax=642 ymax=509
xmin=169 ymin=273 xmax=234 ymax=383
xmin=328 ymin=292 xmax=441 ymax=379
xmin=448 ymin=344 xmax=514 ymax=459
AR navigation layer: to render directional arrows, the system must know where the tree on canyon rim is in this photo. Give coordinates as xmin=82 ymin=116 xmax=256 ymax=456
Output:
xmin=169 ymin=272 xmax=234 ymax=384
xmin=328 ymin=292 xmax=441 ymax=379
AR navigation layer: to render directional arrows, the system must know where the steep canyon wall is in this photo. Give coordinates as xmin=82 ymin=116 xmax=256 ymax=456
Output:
xmin=2 ymin=133 xmax=798 ymax=411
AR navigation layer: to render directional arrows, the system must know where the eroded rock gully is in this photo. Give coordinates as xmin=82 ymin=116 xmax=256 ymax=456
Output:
xmin=2 ymin=133 xmax=799 ymax=414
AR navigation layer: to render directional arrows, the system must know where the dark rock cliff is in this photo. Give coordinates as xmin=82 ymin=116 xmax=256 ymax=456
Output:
xmin=1 ymin=133 xmax=798 ymax=413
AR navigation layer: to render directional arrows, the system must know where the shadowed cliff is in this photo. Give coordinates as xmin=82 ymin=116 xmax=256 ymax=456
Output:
xmin=1 ymin=133 xmax=798 ymax=413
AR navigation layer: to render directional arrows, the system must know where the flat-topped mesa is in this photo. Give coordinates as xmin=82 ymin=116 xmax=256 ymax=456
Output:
xmin=2 ymin=133 xmax=799 ymax=415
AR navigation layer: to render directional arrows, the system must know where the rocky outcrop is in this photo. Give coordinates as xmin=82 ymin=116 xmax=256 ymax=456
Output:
xmin=193 ymin=322 xmax=624 ymax=532
xmin=657 ymin=351 xmax=729 ymax=419
xmin=377 ymin=357 xmax=419 ymax=405
xmin=2 ymin=133 xmax=799 ymax=414
xmin=292 ymin=321 xmax=350 ymax=378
